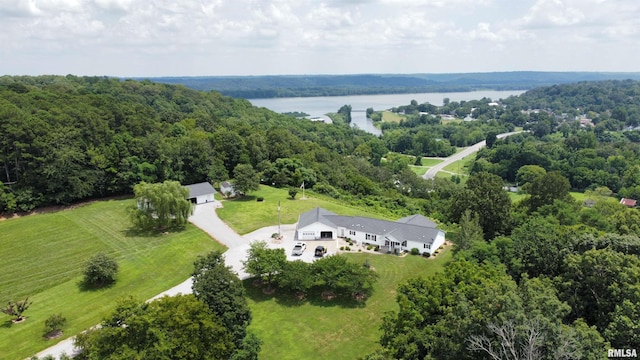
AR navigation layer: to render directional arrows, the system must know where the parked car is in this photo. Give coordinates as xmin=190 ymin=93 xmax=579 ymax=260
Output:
xmin=292 ymin=242 xmax=306 ymax=256
xmin=315 ymin=245 xmax=327 ymax=257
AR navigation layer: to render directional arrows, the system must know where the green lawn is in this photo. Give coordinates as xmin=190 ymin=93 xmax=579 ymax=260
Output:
xmin=0 ymin=199 xmax=225 ymax=359
xmin=381 ymin=111 xmax=404 ymax=123
xmin=509 ymin=191 xmax=587 ymax=204
xmin=442 ymin=156 xmax=474 ymax=175
xmin=247 ymin=249 xmax=452 ymax=360
xmin=409 ymin=165 xmax=428 ymax=176
xmin=419 ymin=158 xmax=444 ymax=167
xmin=217 ymin=186 xmax=389 ymax=235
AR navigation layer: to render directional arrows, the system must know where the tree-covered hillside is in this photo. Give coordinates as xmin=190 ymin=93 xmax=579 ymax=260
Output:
xmin=148 ymin=72 xmax=640 ymax=98
xmin=0 ymin=75 xmax=383 ymax=212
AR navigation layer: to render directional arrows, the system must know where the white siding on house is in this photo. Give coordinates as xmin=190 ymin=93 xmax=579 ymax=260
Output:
xmin=429 ymin=231 xmax=446 ymax=254
xmin=297 ymin=222 xmax=337 ymax=240
xmin=295 ymin=207 xmax=446 ymax=253
xmin=195 ymin=194 xmax=215 ymax=204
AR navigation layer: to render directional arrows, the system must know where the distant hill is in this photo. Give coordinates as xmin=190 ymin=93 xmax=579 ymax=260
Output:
xmin=140 ymin=72 xmax=640 ymax=99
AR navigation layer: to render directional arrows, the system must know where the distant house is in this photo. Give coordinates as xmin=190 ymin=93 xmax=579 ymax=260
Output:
xmin=620 ymin=198 xmax=637 ymax=207
xmin=220 ymin=181 xmax=236 ymax=197
xmin=184 ymin=182 xmax=216 ymax=205
xmin=295 ymin=207 xmax=445 ymax=255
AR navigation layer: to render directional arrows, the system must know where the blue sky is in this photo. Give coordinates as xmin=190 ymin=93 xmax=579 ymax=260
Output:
xmin=1 ymin=0 xmax=638 ymax=76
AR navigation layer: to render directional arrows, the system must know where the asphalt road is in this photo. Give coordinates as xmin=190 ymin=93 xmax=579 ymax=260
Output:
xmin=422 ymin=131 xmax=523 ymax=179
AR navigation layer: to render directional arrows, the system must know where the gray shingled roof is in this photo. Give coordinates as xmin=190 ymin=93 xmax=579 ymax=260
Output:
xmin=297 ymin=207 xmax=338 ymax=228
xmin=396 ymin=214 xmax=437 ymax=228
xmin=184 ymin=182 xmax=216 ymax=198
xmin=299 ymin=207 xmax=441 ymax=245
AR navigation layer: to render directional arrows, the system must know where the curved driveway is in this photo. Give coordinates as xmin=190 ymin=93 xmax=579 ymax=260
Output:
xmin=423 ymin=131 xmax=523 ymax=179
xmin=33 ymin=201 xmax=299 ymax=359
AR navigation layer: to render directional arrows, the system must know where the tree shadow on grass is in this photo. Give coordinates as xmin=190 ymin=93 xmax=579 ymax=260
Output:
xmin=242 ymin=279 xmax=367 ymax=309
xmin=233 ymin=195 xmax=257 ymax=202
xmin=77 ymin=278 xmax=117 ymax=293
xmin=305 ymin=289 xmax=367 ymax=309
xmin=242 ymin=278 xmax=307 ymax=308
xmin=0 ymin=319 xmax=13 ymax=328
xmin=122 ymin=226 xmax=180 ymax=238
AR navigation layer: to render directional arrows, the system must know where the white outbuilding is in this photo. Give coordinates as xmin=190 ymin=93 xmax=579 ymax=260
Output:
xmin=184 ymin=182 xmax=216 ymax=204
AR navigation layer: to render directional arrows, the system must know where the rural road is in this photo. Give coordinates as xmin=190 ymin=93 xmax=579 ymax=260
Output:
xmin=423 ymin=131 xmax=523 ymax=179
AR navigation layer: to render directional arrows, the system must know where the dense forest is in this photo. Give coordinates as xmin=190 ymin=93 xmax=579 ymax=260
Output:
xmin=0 ymin=75 xmax=386 ymax=213
xmin=146 ymin=72 xmax=640 ymax=98
xmin=3 ymin=76 xmax=640 ymax=358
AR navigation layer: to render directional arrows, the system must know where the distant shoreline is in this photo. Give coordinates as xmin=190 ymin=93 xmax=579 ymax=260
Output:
xmin=137 ymin=71 xmax=640 ymax=99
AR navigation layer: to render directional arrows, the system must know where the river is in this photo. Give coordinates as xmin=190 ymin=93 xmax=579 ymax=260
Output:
xmin=249 ymin=90 xmax=525 ymax=135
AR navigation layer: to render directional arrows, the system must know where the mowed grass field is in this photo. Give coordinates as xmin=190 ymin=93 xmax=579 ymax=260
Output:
xmin=0 ymin=199 xmax=225 ymax=359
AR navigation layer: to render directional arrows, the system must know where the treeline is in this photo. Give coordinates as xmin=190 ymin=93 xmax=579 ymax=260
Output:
xmin=145 ymin=72 xmax=640 ymax=99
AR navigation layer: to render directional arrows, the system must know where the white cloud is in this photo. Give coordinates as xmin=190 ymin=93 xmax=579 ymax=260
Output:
xmin=0 ymin=0 xmax=43 ymax=17
xmin=1 ymin=0 xmax=639 ymax=76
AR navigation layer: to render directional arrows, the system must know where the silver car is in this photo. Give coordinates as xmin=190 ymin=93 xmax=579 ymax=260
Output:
xmin=292 ymin=242 xmax=306 ymax=256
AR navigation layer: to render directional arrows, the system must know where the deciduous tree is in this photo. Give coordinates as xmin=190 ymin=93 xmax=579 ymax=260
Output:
xmin=74 ymin=295 xmax=235 ymax=360
xmin=83 ymin=252 xmax=119 ymax=288
xmin=232 ymin=164 xmax=259 ymax=196
xmin=1 ymin=296 xmax=32 ymax=322
xmin=448 ymin=172 xmax=512 ymax=240
xmin=130 ymin=180 xmax=193 ymax=231
xmin=454 ymin=209 xmax=483 ymax=253
xmin=525 ymin=171 xmax=572 ymax=213
xmin=242 ymin=241 xmax=287 ymax=289
xmin=192 ymin=251 xmax=252 ymax=347
xmin=277 ymin=260 xmax=314 ymax=295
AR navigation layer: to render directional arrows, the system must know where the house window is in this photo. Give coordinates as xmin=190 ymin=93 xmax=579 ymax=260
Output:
xmin=349 ymin=230 xmax=356 ymax=236
xmin=401 ymin=241 xmax=407 ymax=247
xmin=423 ymin=244 xmax=431 ymax=249
xmin=366 ymin=234 xmax=377 ymax=241
xmin=303 ymin=232 xmax=315 ymax=237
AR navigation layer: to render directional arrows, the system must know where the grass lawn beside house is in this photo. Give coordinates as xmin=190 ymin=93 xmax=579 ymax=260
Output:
xmin=0 ymin=199 xmax=224 ymax=360
xmin=246 ymin=249 xmax=452 ymax=360
xmin=216 ymin=185 xmax=390 ymax=235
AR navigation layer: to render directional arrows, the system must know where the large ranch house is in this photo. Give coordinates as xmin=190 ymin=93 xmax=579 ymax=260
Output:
xmin=296 ymin=207 xmax=445 ymax=255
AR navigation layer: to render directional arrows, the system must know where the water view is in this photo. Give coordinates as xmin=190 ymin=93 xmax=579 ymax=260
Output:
xmin=249 ymin=90 xmax=525 ymax=135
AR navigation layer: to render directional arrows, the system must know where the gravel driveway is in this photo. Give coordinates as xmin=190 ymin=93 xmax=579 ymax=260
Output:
xmin=35 ymin=201 xmax=297 ymax=359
